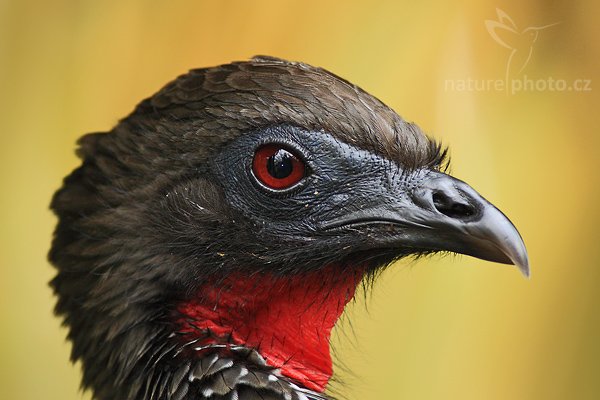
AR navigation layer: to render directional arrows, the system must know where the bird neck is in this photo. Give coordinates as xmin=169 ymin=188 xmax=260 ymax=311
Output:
xmin=177 ymin=266 xmax=364 ymax=392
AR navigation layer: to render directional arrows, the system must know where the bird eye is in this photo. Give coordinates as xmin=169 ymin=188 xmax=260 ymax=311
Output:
xmin=252 ymin=145 xmax=306 ymax=190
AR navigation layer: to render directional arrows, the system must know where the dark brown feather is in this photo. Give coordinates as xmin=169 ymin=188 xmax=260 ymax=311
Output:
xmin=48 ymin=56 xmax=448 ymax=400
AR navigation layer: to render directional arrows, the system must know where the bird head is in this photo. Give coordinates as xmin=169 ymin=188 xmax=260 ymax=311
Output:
xmin=49 ymin=56 xmax=528 ymax=399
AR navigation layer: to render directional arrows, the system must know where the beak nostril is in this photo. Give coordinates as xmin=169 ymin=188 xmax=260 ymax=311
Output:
xmin=432 ymin=191 xmax=476 ymax=219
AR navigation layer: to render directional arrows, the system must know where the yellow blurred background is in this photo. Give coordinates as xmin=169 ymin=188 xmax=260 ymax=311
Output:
xmin=1 ymin=1 xmax=598 ymax=399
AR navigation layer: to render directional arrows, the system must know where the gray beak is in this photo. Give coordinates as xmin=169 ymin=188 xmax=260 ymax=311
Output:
xmin=321 ymin=170 xmax=529 ymax=277
xmin=407 ymin=171 xmax=530 ymax=277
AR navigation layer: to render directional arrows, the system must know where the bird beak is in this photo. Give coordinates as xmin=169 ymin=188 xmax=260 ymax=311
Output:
xmin=324 ymin=171 xmax=529 ymax=277
xmin=403 ymin=171 xmax=529 ymax=277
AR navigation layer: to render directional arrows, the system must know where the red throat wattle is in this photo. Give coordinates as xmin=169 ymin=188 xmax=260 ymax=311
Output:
xmin=177 ymin=267 xmax=364 ymax=392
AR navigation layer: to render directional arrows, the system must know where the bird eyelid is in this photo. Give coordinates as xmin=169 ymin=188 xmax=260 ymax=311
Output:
xmin=253 ymin=136 xmax=311 ymax=164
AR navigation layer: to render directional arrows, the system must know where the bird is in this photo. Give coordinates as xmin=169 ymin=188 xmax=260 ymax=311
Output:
xmin=485 ymin=8 xmax=559 ymax=83
xmin=49 ymin=56 xmax=529 ymax=400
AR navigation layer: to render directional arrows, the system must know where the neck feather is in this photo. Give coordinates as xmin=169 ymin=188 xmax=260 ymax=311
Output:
xmin=177 ymin=267 xmax=364 ymax=392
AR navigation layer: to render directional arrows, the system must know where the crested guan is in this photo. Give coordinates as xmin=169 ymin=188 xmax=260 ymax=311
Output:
xmin=49 ymin=56 xmax=529 ymax=400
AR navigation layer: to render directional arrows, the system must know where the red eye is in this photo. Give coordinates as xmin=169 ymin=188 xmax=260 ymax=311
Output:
xmin=252 ymin=145 xmax=306 ymax=190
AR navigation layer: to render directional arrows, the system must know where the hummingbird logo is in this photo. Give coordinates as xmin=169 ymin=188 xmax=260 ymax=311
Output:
xmin=485 ymin=8 xmax=559 ymax=84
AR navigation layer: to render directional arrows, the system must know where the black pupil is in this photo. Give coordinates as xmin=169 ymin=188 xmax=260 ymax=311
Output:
xmin=266 ymin=149 xmax=294 ymax=179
